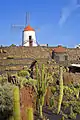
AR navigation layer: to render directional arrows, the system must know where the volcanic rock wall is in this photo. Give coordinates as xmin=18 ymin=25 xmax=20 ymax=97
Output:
xmin=66 ymin=48 xmax=80 ymax=62
xmin=0 ymin=46 xmax=80 ymax=73
xmin=0 ymin=46 xmax=51 ymax=73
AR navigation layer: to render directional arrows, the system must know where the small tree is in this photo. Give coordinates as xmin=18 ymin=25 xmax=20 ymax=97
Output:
xmin=10 ymin=44 xmax=16 ymax=47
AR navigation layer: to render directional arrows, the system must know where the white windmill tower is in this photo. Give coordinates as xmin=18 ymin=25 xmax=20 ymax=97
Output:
xmin=12 ymin=12 xmax=38 ymax=47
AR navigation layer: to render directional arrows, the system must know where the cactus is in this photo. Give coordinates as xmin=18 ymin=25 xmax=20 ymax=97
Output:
xmin=26 ymin=107 xmax=33 ymax=120
xmin=13 ymin=86 xmax=21 ymax=120
xmin=9 ymin=116 xmax=14 ymax=120
xmin=34 ymin=63 xmax=49 ymax=118
xmin=57 ymin=66 xmax=63 ymax=114
xmin=76 ymin=89 xmax=79 ymax=99
xmin=61 ymin=116 xmax=64 ymax=120
xmin=49 ymin=97 xmax=54 ymax=108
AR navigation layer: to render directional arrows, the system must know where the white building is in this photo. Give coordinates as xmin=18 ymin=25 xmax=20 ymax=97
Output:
xmin=22 ymin=25 xmax=38 ymax=46
xmin=75 ymin=44 xmax=80 ymax=48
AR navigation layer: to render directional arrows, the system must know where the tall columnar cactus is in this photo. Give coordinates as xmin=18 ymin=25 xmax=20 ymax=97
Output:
xmin=26 ymin=107 xmax=33 ymax=120
xmin=9 ymin=116 xmax=14 ymax=120
xmin=57 ymin=66 xmax=63 ymax=114
xmin=13 ymin=86 xmax=21 ymax=120
xmin=35 ymin=63 xmax=49 ymax=118
xmin=61 ymin=116 xmax=64 ymax=120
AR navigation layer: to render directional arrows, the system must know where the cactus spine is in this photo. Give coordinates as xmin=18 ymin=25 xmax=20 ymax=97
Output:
xmin=35 ymin=63 xmax=48 ymax=118
xmin=57 ymin=66 xmax=63 ymax=114
xmin=26 ymin=107 xmax=33 ymax=120
xmin=13 ymin=86 xmax=21 ymax=120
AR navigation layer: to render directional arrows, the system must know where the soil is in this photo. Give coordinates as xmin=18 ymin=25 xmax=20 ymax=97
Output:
xmin=20 ymin=86 xmax=35 ymax=120
xmin=34 ymin=107 xmax=80 ymax=120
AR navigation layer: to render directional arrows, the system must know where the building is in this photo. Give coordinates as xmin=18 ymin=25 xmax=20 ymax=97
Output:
xmin=75 ymin=44 xmax=80 ymax=48
xmin=22 ymin=25 xmax=38 ymax=46
xmin=52 ymin=45 xmax=68 ymax=63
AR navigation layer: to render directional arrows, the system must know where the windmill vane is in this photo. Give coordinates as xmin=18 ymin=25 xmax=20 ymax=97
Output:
xmin=26 ymin=12 xmax=30 ymax=26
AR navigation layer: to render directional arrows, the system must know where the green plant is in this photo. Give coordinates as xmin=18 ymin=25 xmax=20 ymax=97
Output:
xmin=18 ymin=70 xmax=30 ymax=77
xmin=0 ymin=83 xmax=13 ymax=120
xmin=61 ymin=84 xmax=80 ymax=119
xmin=75 ymin=89 xmax=79 ymax=99
xmin=73 ymin=101 xmax=80 ymax=114
xmin=51 ymin=86 xmax=56 ymax=94
xmin=10 ymin=44 xmax=16 ymax=47
xmin=49 ymin=97 xmax=54 ymax=108
xmin=13 ymin=86 xmax=21 ymax=120
xmin=57 ymin=66 xmax=63 ymax=114
xmin=69 ymin=106 xmax=77 ymax=119
xmin=34 ymin=63 xmax=49 ymax=118
xmin=26 ymin=107 xmax=33 ymax=120
xmin=9 ymin=116 xmax=14 ymax=120
xmin=61 ymin=116 xmax=65 ymax=120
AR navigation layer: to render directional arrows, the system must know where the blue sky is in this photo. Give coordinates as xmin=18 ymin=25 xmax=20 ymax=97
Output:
xmin=0 ymin=0 xmax=80 ymax=47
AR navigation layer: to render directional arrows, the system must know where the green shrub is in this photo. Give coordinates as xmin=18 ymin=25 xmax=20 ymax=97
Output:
xmin=73 ymin=101 xmax=80 ymax=114
xmin=10 ymin=44 xmax=16 ymax=47
xmin=0 ymin=83 xmax=13 ymax=120
xmin=69 ymin=106 xmax=77 ymax=119
xmin=18 ymin=70 xmax=30 ymax=77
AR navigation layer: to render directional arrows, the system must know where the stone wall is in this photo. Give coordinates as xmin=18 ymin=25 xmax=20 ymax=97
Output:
xmin=48 ymin=47 xmax=80 ymax=63
xmin=0 ymin=46 xmax=80 ymax=72
xmin=0 ymin=46 xmax=50 ymax=59
xmin=66 ymin=48 xmax=80 ymax=62
xmin=0 ymin=46 xmax=51 ymax=73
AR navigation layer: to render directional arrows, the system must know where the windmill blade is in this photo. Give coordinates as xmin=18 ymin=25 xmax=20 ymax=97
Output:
xmin=11 ymin=24 xmax=24 ymax=29
xmin=26 ymin=12 xmax=30 ymax=26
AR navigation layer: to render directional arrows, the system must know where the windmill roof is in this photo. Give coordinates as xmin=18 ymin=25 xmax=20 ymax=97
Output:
xmin=24 ymin=25 xmax=35 ymax=31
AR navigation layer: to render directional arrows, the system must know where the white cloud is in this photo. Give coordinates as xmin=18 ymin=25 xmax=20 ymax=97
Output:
xmin=59 ymin=0 xmax=80 ymax=27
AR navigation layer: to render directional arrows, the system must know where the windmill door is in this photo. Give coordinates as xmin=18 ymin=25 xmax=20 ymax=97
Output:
xmin=29 ymin=36 xmax=33 ymax=46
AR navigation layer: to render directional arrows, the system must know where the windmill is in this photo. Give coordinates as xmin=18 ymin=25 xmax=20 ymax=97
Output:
xmin=11 ymin=12 xmax=40 ymax=46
